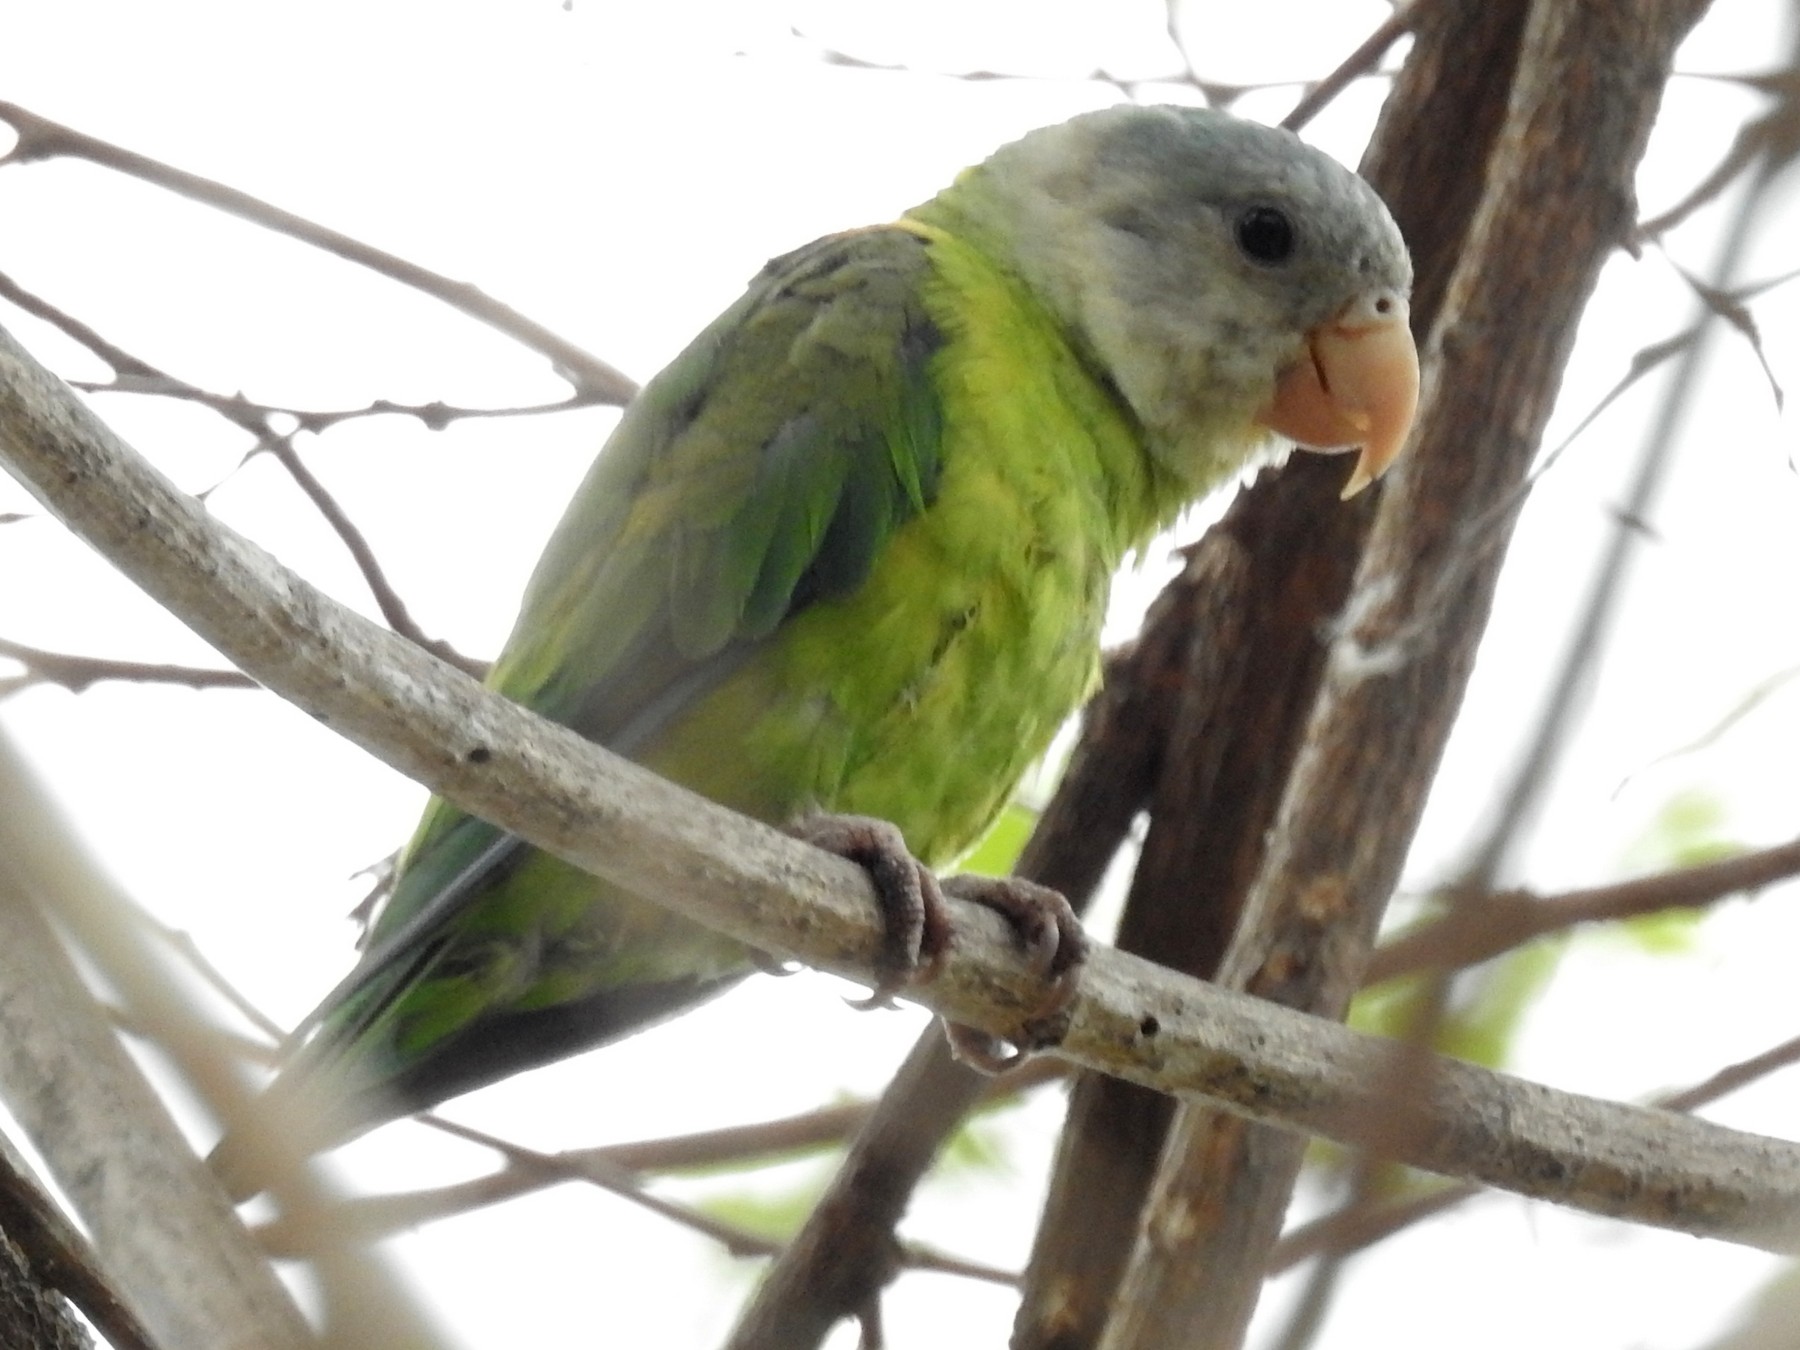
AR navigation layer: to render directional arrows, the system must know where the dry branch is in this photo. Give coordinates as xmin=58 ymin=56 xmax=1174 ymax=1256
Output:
xmin=0 ymin=634 xmax=255 ymax=695
xmin=6 ymin=316 xmax=1800 ymax=1273
xmin=0 ymin=102 xmax=637 ymax=404
xmin=0 ymin=725 xmax=461 ymax=1350
xmin=0 ymin=266 xmax=489 ymax=678
xmin=1271 ymin=1025 xmax=1800 ymax=1274
xmin=1369 ymin=837 xmax=1800 ymax=983
xmin=0 ymin=1131 xmax=157 ymax=1350
xmin=0 ymin=736 xmax=313 ymax=1350
xmin=1096 ymin=1 xmax=1714 ymax=1346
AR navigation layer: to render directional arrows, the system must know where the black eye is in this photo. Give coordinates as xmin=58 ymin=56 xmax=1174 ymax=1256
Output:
xmin=1236 ymin=206 xmax=1295 ymax=264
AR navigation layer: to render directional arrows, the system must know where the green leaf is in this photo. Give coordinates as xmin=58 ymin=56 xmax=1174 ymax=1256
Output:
xmin=694 ymin=1168 xmax=832 ymax=1242
xmin=1435 ymin=938 xmax=1564 ymax=1067
xmin=936 ymin=1110 xmax=1014 ymax=1176
xmin=959 ymin=801 xmax=1040 ymax=877
xmin=688 ymin=1100 xmax=1021 ymax=1243
xmin=1610 ymin=788 xmax=1747 ymax=955
xmin=1620 ymin=788 xmax=1743 ymax=872
xmin=1616 ymin=904 xmax=1706 ymax=954
xmin=1348 ymin=936 xmax=1566 ymax=1071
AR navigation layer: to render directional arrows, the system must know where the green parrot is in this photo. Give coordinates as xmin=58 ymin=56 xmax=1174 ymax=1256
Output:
xmin=215 ymin=103 xmax=1417 ymax=1181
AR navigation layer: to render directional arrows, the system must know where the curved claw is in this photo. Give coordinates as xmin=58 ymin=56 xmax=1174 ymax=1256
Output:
xmin=784 ymin=815 xmax=1088 ymax=1068
xmin=939 ymin=874 xmax=1089 ymax=1072
xmin=787 ymin=812 xmax=951 ymax=1008
xmin=750 ymin=949 xmax=803 ymax=977
xmin=943 ymin=1021 xmax=1030 ymax=1075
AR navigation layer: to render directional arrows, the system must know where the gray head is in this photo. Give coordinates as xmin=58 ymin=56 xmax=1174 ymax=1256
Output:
xmin=912 ymin=104 xmax=1416 ymax=491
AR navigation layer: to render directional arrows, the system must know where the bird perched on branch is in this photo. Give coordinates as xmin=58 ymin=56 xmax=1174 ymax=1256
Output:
xmin=212 ymin=102 xmax=1416 ymax=1191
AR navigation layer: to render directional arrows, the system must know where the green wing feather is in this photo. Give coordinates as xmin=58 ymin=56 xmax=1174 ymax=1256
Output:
xmin=303 ymin=228 xmax=946 ymax=1112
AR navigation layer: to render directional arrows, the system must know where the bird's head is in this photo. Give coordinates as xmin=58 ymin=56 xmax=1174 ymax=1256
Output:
xmin=916 ymin=104 xmax=1419 ymax=499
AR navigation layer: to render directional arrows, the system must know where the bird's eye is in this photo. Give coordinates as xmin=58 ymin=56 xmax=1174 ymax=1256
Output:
xmin=1235 ymin=206 xmax=1295 ymax=264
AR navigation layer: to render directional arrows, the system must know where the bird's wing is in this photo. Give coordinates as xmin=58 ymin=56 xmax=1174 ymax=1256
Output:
xmin=306 ymin=225 xmax=948 ymax=1042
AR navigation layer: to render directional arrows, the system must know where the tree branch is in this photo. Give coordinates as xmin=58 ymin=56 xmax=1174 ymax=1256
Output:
xmin=414 ymin=1114 xmax=1018 ymax=1288
xmin=0 ymin=634 xmax=256 ymax=695
xmin=276 ymin=1059 xmax=1062 ymax=1248
xmin=0 ymin=267 xmax=490 ymax=679
xmin=0 ymin=734 xmax=314 ymax=1350
xmin=0 ymin=732 xmax=454 ymax=1349
xmin=1099 ymin=2 xmax=1714 ymax=1346
xmin=256 ymin=433 xmax=489 ymax=679
xmin=1280 ymin=2 xmax=1418 ymax=132
xmin=0 ymin=102 xmax=637 ymax=404
xmin=0 ymin=1131 xmax=158 ymax=1350
xmin=7 ymin=314 xmax=1800 ymax=1269
xmin=1368 ymin=837 xmax=1800 ymax=983
xmin=1267 ymin=23 xmax=1800 ymax=1343
xmin=1270 ymin=1025 xmax=1800 ymax=1273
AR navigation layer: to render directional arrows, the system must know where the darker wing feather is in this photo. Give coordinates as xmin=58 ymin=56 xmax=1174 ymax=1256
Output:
xmin=300 ymin=227 xmax=947 ymax=1076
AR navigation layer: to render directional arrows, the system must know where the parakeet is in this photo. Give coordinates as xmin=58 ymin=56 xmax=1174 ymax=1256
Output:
xmin=216 ymin=103 xmax=1416 ymax=1177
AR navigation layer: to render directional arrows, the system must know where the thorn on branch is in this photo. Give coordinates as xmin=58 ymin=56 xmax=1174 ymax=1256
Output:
xmin=1668 ymin=262 xmax=1786 ymax=410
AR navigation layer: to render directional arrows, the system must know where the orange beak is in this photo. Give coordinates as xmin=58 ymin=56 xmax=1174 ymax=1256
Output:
xmin=1257 ymin=292 xmax=1420 ymax=499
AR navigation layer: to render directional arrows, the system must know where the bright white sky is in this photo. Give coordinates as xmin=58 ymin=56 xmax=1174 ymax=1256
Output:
xmin=2 ymin=3 xmax=1799 ymax=1348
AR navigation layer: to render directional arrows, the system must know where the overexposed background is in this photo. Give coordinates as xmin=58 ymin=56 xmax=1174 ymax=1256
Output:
xmin=2 ymin=2 xmax=1799 ymax=1346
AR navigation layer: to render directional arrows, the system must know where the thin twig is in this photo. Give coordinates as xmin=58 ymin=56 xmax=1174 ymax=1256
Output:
xmin=136 ymin=915 xmax=292 ymax=1046
xmin=0 ymin=635 xmax=255 ymax=695
xmin=1635 ymin=105 xmax=1780 ymax=243
xmin=800 ymin=24 xmax=1251 ymax=105
xmin=417 ymin=1114 xmax=799 ymax=1260
xmin=252 ymin=1057 xmax=1064 ymax=1247
xmin=1618 ymin=662 xmax=1800 ymax=794
xmin=257 ymin=435 xmax=487 ymax=678
xmin=0 ymin=267 xmax=488 ymax=677
xmin=262 ymin=1114 xmax=1020 ymax=1288
xmin=73 ymin=374 xmax=601 ymax=434
xmin=1368 ymin=836 xmax=1800 ymax=983
xmin=1660 ymin=1032 xmax=1800 ymax=1114
xmin=1281 ymin=2 xmax=1420 ymax=131
xmin=3 ymin=257 xmax=600 ymax=431
xmin=0 ymin=101 xmax=637 ymax=404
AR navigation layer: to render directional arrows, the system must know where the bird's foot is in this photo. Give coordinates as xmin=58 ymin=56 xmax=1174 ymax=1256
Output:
xmin=938 ymin=874 xmax=1087 ymax=1073
xmin=785 ymin=814 xmax=1087 ymax=1072
xmin=786 ymin=813 xmax=951 ymax=1010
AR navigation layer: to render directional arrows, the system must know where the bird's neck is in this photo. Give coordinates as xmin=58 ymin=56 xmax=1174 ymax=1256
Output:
xmin=907 ymin=173 xmax=1278 ymax=504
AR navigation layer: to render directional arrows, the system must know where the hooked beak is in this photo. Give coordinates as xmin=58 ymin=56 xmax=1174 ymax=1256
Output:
xmin=1257 ymin=291 xmax=1420 ymax=499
